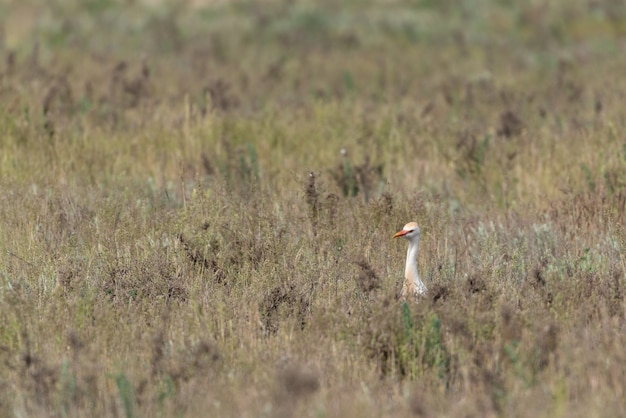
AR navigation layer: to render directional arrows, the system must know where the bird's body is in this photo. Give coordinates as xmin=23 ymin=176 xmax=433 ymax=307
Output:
xmin=393 ymin=222 xmax=427 ymax=299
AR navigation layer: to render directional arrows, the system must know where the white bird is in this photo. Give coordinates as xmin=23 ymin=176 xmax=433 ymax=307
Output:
xmin=393 ymin=221 xmax=427 ymax=299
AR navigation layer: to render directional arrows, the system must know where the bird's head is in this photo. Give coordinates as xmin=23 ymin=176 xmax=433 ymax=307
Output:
xmin=393 ymin=222 xmax=420 ymax=241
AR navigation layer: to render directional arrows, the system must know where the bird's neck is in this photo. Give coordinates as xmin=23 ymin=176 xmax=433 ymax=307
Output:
xmin=405 ymin=240 xmax=420 ymax=283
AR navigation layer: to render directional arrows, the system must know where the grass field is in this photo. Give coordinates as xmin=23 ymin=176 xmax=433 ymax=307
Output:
xmin=1 ymin=0 xmax=626 ymax=416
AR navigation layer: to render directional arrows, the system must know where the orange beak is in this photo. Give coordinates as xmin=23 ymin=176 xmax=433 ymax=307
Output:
xmin=393 ymin=229 xmax=408 ymax=238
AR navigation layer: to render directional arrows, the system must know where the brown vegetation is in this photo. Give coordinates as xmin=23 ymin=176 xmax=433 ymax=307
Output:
xmin=0 ymin=0 xmax=625 ymax=416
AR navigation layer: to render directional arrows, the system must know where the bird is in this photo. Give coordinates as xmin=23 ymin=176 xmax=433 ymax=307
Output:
xmin=393 ymin=222 xmax=427 ymax=299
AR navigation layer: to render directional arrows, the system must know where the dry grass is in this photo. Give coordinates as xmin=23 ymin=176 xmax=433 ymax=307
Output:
xmin=1 ymin=0 xmax=626 ymax=417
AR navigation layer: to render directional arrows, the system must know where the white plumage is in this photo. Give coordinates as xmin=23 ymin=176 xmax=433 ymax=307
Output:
xmin=393 ymin=221 xmax=427 ymax=299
